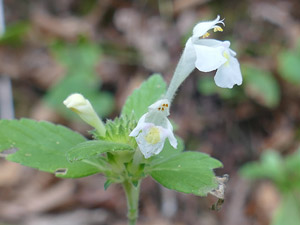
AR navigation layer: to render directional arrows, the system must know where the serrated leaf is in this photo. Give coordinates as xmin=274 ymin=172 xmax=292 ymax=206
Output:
xmin=147 ymin=151 xmax=222 ymax=196
xmin=121 ymin=74 xmax=167 ymax=120
xmin=67 ymin=140 xmax=134 ymax=162
xmin=242 ymin=65 xmax=280 ymax=108
xmin=0 ymin=119 xmax=104 ymax=178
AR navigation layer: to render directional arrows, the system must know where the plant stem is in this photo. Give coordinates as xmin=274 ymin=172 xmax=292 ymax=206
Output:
xmin=123 ymin=180 xmax=141 ymax=225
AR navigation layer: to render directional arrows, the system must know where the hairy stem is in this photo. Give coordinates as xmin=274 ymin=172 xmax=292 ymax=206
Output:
xmin=123 ymin=180 xmax=141 ymax=225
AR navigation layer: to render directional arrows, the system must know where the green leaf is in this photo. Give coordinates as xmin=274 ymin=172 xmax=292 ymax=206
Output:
xmin=0 ymin=119 xmax=104 ymax=178
xmin=240 ymin=150 xmax=285 ymax=184
xmin=147 ymin=151 xmax=223 ymax=196
xmin=67 ymin=140 xmax=134 ymax=162
xmin=151 ymin=136 xmax=184 ymax=161
xmin=121 ymin=74 xmax=167 ymax=120
xmin=197 ymin=76 xmax=241 ymax=100
xmin=45 ymin=40 xmax=114 ymax=118
xmin=0 ymin=22 xmax=29 ymax=46
xmin=278 ymin=50 xmax=300 ymax=84
xmin=272 ymin=193 xmax=300 ymax=225
xmin=242 ymin=64 xmax=280 ymax=108
xmin=104 ymin=179 xmax=113 ymax=190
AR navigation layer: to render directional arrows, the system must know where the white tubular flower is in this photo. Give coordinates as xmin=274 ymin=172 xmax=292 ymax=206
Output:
xmin=63 ymin=93 xmax=106 ymax=136
xmin=129 ymin=99 xmax=177 ymax=159
xmin=165 ymin=15 xmax=242 ymax=100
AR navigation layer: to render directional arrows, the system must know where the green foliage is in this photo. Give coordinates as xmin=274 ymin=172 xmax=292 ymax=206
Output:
xmin=197 ymin=76 xmax=241 ymax=100
xmin=0 ymin=119 xmax=105 ymax=178
xmin=45 ymin=40 xmax=114 ymax=119
xmin=278 ymin=43 xmax=300 ymax=84
xmin=272 ymin=193 xmax=300 ymax=225
xmin=241 ymin=149 xmax=300 ymax=225
xmin=147 ymin=151 xmax=222 ymax=196
xmin=67 ymin=140 xmax=134 ymax=162
xmin=241 ymin=150 xmax=300 ymax=191
xmin=0 ymin=22 xmax=29 ymax=46
xmin=242 ymin=65 xmax=281 ymax=108
xmin=151 ymin=136 xmax=184 ymax=160
xmin=197 ymin=65 xmax=281 ymax=109
xmin=121 ymin=74 xmax=167 ymax=120
xmin=240 ymin=151 xmax=285 ymax=185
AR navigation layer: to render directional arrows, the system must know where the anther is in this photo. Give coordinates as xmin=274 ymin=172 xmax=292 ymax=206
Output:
xmin=202 ymin=32 xmax=210 ymax=38
xmin=214 ymin=26 xmax=223 ymax=32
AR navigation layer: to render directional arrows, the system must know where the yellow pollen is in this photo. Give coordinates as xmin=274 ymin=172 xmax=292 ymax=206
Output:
xmin=158 ymin=107 xmax=161 ymax=110
xmin=145 ymin=127 xmax=161 ymax=144
xmin=166 ymin=104 xmax=168 ymax=107
xmin=202 ymin=32 xmax=210 ymax=38
xmin=214 ymin=26 xmax=223 ymax=32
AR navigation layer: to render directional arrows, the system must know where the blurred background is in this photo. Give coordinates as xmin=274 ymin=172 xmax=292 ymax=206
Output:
xmin=0 ymin=0 xmax=300 ymax=224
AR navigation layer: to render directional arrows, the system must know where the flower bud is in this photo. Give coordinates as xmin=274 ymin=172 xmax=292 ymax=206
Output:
xmin=63 ymin=93 xmax=106 ymax=136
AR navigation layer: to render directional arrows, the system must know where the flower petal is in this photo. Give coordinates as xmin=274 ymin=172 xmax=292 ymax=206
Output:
xmin=214 ymin=56 xmax=242 ymax=88
xmin=135 ymin=126 xmax=166 ymax=158
xmin=194 ymin=44 xmax=227 ymax=72
xmin=192 ymin=15 xmax=224 ymax=38
xmin=166 ymin=120 xmax=177 ymax=148
xmin=129 ymin=114 xmax=147 ymax=137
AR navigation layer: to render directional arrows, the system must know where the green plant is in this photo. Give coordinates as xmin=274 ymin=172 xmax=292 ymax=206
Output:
xmin=241 ymin=150 xmax=300 ymax=225
xmin=0 ymin=16 xmax=242 ymax=224
xmin=45 ymin=39 xmax=114 ymax=119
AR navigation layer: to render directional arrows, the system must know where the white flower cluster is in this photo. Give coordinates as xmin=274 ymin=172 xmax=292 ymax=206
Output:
xmin=131 ymin=16 xmax=243 ymax=158
xmin=63 ymin=16 xmax=242 ymax=159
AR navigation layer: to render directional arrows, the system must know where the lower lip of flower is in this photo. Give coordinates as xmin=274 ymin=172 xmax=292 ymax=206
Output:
xmin=145 ymin=127 xmax=161 ymax=144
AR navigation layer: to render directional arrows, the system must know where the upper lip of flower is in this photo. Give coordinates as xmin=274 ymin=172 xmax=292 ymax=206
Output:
xmin=192 ymin=15 xmax=225 ymax=40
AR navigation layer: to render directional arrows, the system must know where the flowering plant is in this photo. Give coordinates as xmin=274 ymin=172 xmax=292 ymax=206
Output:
xmin=0 ymin=16 xmax=241 ymax=225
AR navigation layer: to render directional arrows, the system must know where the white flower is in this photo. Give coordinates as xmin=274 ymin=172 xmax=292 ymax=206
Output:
xmin=189 ymin=16 xmax=242 ymax=88
xmin=192 ymin=39 xmax=242 ymax=88
xmin=129 ymin=99 xmax=177 ymax=158
xmin=63 ymin=93 xmax=106 ymax=136
xmin=165 ymin=15 xmax=242 ymax=100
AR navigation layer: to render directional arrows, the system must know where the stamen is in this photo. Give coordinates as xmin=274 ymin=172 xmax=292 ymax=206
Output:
xmin=214 ymin=26 xmax=223 ymax=32
xmin=158 ymin=107 xmax=161 ymax=110
xmin=166 ymin=104 xmax=168 ymax=107
xmin=162 ymin=108 xmax=164 ymax=111
xmin=202 ymin=32 xmax=210 ymax=38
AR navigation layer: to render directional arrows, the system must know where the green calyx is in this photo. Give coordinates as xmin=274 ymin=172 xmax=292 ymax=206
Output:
xmin=102 ymin=114 xmax=137 ymax=147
